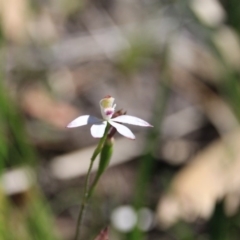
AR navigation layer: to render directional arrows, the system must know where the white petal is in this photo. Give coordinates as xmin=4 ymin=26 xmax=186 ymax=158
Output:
xmin=111 ymin=115 xmax=153 ymax=127
xmin=67 ymin=115 xmax=101 ymax=128
xmin=91 ymin=122 xmax=107 ymax=138
xmin=109 ymin=121 xmax=135 ymax=139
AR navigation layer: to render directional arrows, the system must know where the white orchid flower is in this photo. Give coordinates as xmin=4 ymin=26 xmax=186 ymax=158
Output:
xmin=67 ymin=96 xmax=153 ymax=139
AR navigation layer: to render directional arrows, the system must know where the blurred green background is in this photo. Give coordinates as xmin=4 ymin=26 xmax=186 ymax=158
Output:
xmin=1 ymin=0 xmax=240 ymax=239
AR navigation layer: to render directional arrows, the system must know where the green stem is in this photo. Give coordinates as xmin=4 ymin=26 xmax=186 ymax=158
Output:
xmin=88 ymin=173 xmax=101 ymax=199
xmin=74 ymin=124 xmax=110 ymax=240
xmin=74 ymin=159 xmax=94 ymax=240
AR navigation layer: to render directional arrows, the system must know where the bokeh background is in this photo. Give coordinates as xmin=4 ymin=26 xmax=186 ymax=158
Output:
xmin=1 ymin=0 xmax=240 ymax=239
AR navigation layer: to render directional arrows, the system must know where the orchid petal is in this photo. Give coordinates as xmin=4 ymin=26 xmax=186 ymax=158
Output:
xmin=91 ymin=122 xmax=107 ymax=138
xmin=111 ymin=115 xmax=153 ymax=127
xmin=67 ymin=115 xmax=101 ymax=128
xmin=109 ymin=121 xmax=135 ymax=139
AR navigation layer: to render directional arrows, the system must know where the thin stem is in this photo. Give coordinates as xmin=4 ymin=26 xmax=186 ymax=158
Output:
xmin=88 ymin=172 xmax=101 ymax=199
xmin=74 ymin=159 xmax=94 ymax=240
xmin=74 ymin=124 xmax=110 ymax=240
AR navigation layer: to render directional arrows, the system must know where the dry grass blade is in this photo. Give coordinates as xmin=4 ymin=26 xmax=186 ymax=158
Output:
xmin=157 ymin=129 xmax=240 ymax=228
xmin=21 ymin=85 xmax=79 ymax=129
xmin=0 ymin=0 xmax=29 ymax=42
